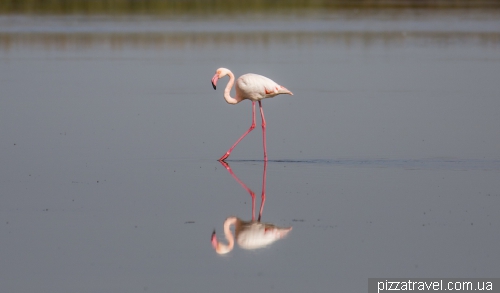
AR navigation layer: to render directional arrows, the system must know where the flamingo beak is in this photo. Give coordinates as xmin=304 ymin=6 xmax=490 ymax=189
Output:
xmin=211 ymin=230 xmax=218 ymax=250
xmin=211 ymin=74 xmax=219 ymax=90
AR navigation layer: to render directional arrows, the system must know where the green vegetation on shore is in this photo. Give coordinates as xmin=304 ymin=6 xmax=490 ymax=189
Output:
xmin=1 ymin=0 xmax=499 ymax=15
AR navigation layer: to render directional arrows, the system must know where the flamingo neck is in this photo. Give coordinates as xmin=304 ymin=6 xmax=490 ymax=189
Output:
xmin=216 ymin=217 xmax=238 ymax=254
xmin=224 ymin=71 xmax=242 ymax=105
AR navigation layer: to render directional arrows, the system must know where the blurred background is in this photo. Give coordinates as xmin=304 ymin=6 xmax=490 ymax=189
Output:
xmin=1 ymin=0 xmax=500 ymax=51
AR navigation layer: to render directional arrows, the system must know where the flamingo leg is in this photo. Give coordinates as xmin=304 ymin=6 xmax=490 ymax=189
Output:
xmin=258 ymin=101 xmax=267 ymax=162
xmin=219 ymin=101 xmax=256 ymax=161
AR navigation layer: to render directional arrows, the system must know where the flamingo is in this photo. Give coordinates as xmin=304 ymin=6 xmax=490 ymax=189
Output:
xmin=211 ymin=68 xmax=293 ymax=161
xmin=211 ymin=161 xmax=292 ymax=254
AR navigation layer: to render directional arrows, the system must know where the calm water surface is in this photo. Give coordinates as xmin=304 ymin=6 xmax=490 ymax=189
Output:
xmin=1 ymin=9 xmax=499 ymax=293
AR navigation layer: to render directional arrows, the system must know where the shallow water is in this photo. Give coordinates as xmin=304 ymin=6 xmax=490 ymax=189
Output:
xmin=1 ymin=9 xmax=499 ymax=293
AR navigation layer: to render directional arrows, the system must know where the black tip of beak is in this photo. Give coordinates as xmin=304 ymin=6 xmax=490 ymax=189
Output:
xmin=212 ymin=83 xmax=216 ymax=90
xmin=212 ymin=229 xmax=216 ymax=236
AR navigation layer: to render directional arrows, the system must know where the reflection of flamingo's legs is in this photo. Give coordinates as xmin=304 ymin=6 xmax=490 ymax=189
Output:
xmin=219 ymin=160 xmax=267 ymax=222
xmin=219 ymin=161 xmax=254 ymax=196
xmin=258 ymin=161 xmax=267 ymax=222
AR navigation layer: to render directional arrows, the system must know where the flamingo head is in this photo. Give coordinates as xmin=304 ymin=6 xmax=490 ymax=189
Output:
xmin=212 ymin=68 xmax=231 ymax=90
xmin=211 ymin=229 xmax=233 ymax=254
xmin=211 ymin=230 xmax=218 ymax=250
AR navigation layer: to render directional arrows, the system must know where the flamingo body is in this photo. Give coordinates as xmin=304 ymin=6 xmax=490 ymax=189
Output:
xmin=211 ymin=68 xmax=293 ymax=161
xmin=236 ymin=73 xmax=292 ymax=101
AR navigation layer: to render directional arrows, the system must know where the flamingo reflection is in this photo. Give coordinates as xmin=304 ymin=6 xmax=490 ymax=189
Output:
xmin=211 ymin=161 xmax=292 ymax=254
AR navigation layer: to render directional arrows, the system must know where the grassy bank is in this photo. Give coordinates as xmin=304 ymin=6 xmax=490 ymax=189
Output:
xmin=1 ymin=0 xmax=499 ymax=15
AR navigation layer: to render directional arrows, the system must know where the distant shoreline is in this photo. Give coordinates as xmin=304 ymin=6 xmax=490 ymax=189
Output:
xmin=2 ymin=0 xmax=500 ymax=15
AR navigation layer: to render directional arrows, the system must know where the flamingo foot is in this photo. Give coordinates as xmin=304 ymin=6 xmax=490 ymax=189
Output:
xmin=218 ymin=152 xmax=230 ymax=161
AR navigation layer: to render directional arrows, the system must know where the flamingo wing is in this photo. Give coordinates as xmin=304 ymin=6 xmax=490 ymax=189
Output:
xmin=236 ymin=73 xmax=291 ymax=101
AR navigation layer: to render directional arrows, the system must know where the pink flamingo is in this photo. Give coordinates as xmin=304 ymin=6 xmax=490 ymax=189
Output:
xmin=211 ymin=68 xmax=293 ymax=161
xmin=211 ymin=161 xmax=292 ymax=254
